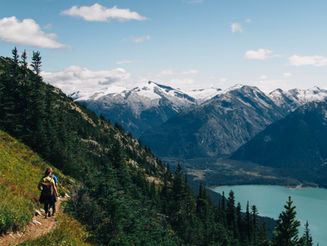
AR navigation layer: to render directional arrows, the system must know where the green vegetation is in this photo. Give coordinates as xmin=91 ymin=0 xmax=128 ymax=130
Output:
xmin=272 ymin=197 xmax=313 ymax=246
xmin=18 ymin=213 xmax=92 ymax=246
xmin=0 ymin=130 xmax=92 ymax=245
xmin=0 ymin=49 xmax=315 ymax=245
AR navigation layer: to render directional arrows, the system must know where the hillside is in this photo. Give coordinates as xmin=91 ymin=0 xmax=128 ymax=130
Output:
xmin=232 ymin=101 xmax=327 ymax=187
xmin=0 ymin=130 xmax=90 ymax=245
xmin=0 ymin=53 xmax=277 ymax=245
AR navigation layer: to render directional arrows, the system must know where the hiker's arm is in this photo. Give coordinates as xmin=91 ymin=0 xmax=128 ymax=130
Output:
xmin=38 ymin=181 xmax=48 ymax=190
xmin=53 ymin=182 xmax=59 ymax=197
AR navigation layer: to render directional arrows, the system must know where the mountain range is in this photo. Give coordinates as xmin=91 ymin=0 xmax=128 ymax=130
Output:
xmin=73 ymin=83 xmax=327 ymax=161
xmin=74 ymin=81 xmax=221 ymax=138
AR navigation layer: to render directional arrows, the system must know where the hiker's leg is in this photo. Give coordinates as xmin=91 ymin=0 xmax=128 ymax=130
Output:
xmin=52 ymin=202 xmax=56 ymax=214
xmin=44 ymin=201 xmax=49 ymax=218
xmin=52 ymin=201 xmax=56 ymax=215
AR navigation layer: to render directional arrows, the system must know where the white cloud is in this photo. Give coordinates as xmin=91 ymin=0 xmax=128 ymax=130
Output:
xmin=231 ymin=23 xmax=243 ymax=33
xmin=283 ymin=72 xmax=292 ymax=77
xmin=43 ymin=24 xmax=53 ymax=30
xmin=259 ymin=75 xmax=268 ymax=80
xmin=289 ymin=55 xmax=327 ymax=67
xmin=160 ymin=69 xmax=198 ymax=76
xmin=130 ymin=35 xmax=151 ymax=43
xmin=62 ymin=3 xmax=147 ymax=22
xmin=116 ymin=60 xmax=134 ymax=65
xmin=0 ymin=16 xmax=67 ymax=49
xmin=244 ymin=48 xmax=277 ymax=60
xmin=42 ymin=66 xmax=130 ymax=95
xmin=245 ymin=18 xmax=252 ymax=23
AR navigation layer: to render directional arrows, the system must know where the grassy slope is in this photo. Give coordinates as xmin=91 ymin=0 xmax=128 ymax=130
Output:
xmin=0 ymin=130 xmax=90 ymax=245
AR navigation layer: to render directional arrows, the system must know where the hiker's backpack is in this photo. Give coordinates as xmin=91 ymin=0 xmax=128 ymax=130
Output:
xmin=42 ymin=182 xmax=54 ymax=197
xmin=39 ymin=181 xmax=54 ymax=204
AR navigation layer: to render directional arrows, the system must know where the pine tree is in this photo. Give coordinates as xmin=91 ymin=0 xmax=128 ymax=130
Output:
xmin=20 ymin=50 xmax=28 ymax=68
xmin=226 ymin=190 xmax=236 ymax=234
xmin=299 ymin=221 xmax=313 ymax=246
xmin=12 ymin=47 xmax=19 ymax=65
xmin=272 ymin=196 xmax=301 ymax=246
xmin=251 ymin=205 xmax=259 ymax=244
xmin=245 ymin=201 xmax=251 ymax=242
xmin=31 ymin=51 xmax=41 ymax=75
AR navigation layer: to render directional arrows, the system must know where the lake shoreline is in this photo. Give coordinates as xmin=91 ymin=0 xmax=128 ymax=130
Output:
xmin=212 ymin=184 xmax=327 ymax=246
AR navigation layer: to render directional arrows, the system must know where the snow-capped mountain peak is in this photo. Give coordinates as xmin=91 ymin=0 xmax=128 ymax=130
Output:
xmin=269 ymin=86 xmax=327 ymax=110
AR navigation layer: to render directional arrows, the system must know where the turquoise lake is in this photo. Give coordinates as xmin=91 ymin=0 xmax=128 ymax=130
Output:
xmin=213 ymin=185 xmax=327 ymax=246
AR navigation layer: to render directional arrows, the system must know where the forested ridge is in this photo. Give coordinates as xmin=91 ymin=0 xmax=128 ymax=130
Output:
xmin=0 ymin=49 xmax=313 ymax=245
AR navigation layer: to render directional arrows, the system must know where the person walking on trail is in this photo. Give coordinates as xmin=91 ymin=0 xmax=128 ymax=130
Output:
xmin=49 ymin=168 xmax=58 ymax=216
xmin=38 ymin=167 xmax=58 ymax=218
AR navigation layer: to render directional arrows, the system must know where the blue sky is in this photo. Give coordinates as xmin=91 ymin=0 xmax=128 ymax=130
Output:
xmin=1 ymin=0 xmax=327 ymax=93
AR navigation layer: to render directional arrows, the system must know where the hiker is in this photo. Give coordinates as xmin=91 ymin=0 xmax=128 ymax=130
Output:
xmin=38 ymin=167 xmax=58 ymax=218
xmin=49 ymin=168 xmax=58 ymax=216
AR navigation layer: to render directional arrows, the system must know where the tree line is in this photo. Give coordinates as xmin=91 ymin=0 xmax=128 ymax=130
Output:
xmin=0 ymin=47 xmax=315 ymax=245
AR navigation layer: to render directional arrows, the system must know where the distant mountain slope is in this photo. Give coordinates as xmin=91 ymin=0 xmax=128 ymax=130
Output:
xmin=140 ymin=85 xmax=286 ymax=159
xmin=269 ymin=86 xmax=327 ymax=112
xmin=232 ymin=101 xmax=327 ymax=187
xmin=74 ymin=81 xmax=221 ymax=137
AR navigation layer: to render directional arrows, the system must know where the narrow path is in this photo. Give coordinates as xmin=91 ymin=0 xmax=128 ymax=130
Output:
xmin=0 ymin=197 xmax=67 ymax=246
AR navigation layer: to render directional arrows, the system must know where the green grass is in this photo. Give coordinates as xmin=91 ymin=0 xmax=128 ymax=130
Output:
xmin=0 ymin=130 xmax=72 ymax=234
xmin=17 ymin=212 xmax=93 ymax=246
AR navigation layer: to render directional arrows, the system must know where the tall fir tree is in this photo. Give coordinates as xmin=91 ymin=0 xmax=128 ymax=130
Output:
xmin=299 ymin=221 xmax=313 ymax=246
xmin=31 ymin=51 xmax=41 ymax=75
xmin=20 ymin=50 xmax=28 ymax=68
xmin=272 ymin=196 xmax=301 ymax=246
xmin=12 ymin=47 xmax=19 ymax=65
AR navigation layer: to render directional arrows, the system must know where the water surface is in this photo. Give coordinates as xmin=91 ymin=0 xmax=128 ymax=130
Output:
xmin=213 ymin=185 xmax=327 ymax=246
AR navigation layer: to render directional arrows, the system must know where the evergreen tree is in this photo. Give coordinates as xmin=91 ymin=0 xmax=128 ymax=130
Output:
xmin=299 ymin=221 xmax=313 ymax=246
xmin=20 ymin=49 xmax=28 ymax=68
xmin=236 ymin=202 xmax=243 ymax=240
xmin=245 ymin=201 xmax=251 ymax=242
xmin=226 ymin=190 xmax=236 ymax=232
xmin=272 ymin=196 xmax=301 ymax=246
xmin=31 ymin=51 xmax=41 ymax=75
xmin=251 ymin=205 xmax=259 ymax=244
xmin=12 ymin=47 xmax=19 ymax=65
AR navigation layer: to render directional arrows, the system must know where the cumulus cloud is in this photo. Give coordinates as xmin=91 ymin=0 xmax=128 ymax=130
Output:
xmin=244 ymin=48 xmax=277 ymax=60
xmin=129 ymin=35 xmax=151 ymax=43
xmin=289 ymin=55 xmax=327 ymax=67
xmin=116 ymin=60 xmax=134 ymax=65
xmin=62 ymin=3 xmax=147 ymax=22
xmin=231 ymin=23 xmax=243 ymax=33
xmin=0 ymin=16 xmax=67 ymax=49
xmin=42 ymin=66 xmax=131 ymax=95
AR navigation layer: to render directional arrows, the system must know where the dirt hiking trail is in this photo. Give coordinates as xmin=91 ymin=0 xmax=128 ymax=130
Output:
xmin=0 ymin=197 xmax=67 ymax=246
